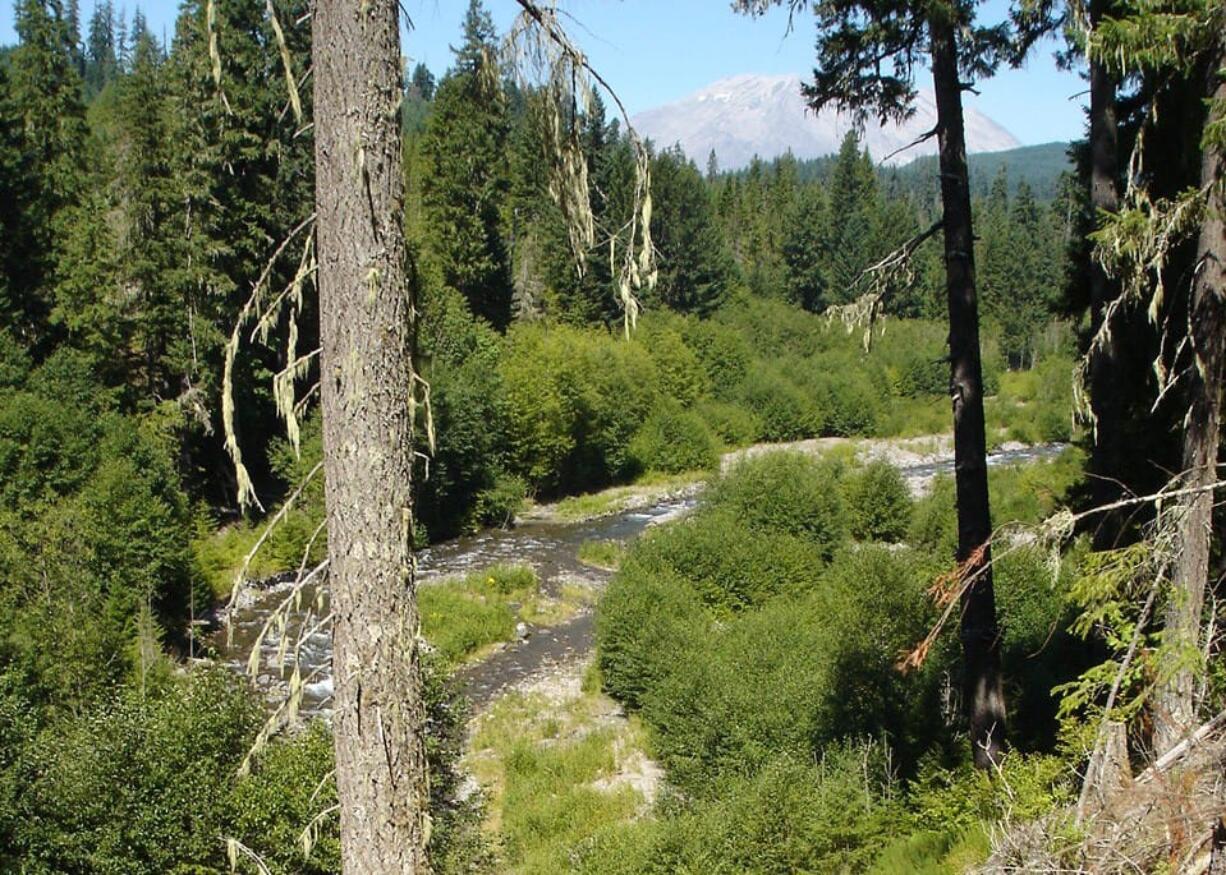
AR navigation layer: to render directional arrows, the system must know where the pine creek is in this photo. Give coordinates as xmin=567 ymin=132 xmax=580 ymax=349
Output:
xmin=212 ymin=434 xmax=1065 ymax=719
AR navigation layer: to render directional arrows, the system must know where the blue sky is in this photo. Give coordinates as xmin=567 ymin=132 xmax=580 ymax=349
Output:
xmin=1 ymin=0 xmax=1087 ymax=145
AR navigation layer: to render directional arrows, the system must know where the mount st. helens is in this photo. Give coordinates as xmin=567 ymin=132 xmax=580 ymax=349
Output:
xmin=632 ymin=72 xmax=1020 ymax=168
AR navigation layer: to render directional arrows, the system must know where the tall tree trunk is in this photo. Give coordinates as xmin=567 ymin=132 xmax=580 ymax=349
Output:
xmin=1153 ymin=51 xmax=1225 ymax=755
xmin=1087 ymin=0 xmax=1124 ymax=547
xmin=930 ymin=17 xmax=1007 ymax=769
xmin=313 ymin=1 xmax=431 ymax=871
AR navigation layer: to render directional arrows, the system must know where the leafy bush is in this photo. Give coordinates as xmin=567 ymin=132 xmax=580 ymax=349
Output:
xmin=628 ymin=510 xmax=825 ymax=613
xmin=694 ymin=398 xmax=762 ymax=446
xmin=994 ymin=546 xmax=1083 ymax=749
xmin=736 ymin=364 xmax=823 ymax=441
xmin=574 ymin=746 xmax=902 ymax=875
xmin=13 ymin=669 xmax=261 ymax=875
xmin=895 ymin=350 xmax=948 ymax=397
xmin=570 ymin=332 xmax=660 ymax=482
xmin=596 ymin=565 xmax=709 ymax=709
xmin=230 ymin=722 xmax=341 ymax=874
xmin=0 ymin=392 xmax=103 ymax=510
xmin=601 ymin=535 xmax=938 ymax=790
xmin=989 ymin=447 xmax=1085 ymax=527
xmin=706 ymin=451 xmax=847 ymax=557
xmin=869 ymin=828 xmax=991 ymax=875
xmin=907 ymin=750 xmax=1074 ymax=836
xmin=640 ymin=322 xmax=709 ymax=406
xmin=909 ymin=475 xmax=958 ymax=558
xmin=0 ymin=331 xmax=29 ymax=390
xmin=844 ymin=460 xmax=914 ymax=541
xmin=627 ymin=404 xmax=720 ymax=474
xmin=471 ymin=472 xmax=527 ymax=529
xmin=498 ymin=325 xmax=581 ymax=493
xmin=419 ymin=336 xmax=508 ymax=536
xmin=810 ymin=365 xmax=882 ymax=436
xmin=681 ymin=319 xmax=752 ymax=399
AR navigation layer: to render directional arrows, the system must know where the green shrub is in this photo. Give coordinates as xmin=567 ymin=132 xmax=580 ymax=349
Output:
xmin=811 ymin=366 xmax=882 ymax=436
xmin=694 ymin=398 xmax=762 ymax=446
xmin=0 ymin=392 xmax=103 ymax=510
xmin=895 ymin=351 xmax=948 ymax=397
xmin=617 ymin=544 xmax=936 ymax=791
xmin=230 ymin=722 xmax=340 ymax=874
xmin=574 ymin=746 xmax=902 ymax=875
xmin=681 ymin=319 xmax=752 ymax=399
xmin=419 ymin=337 xmax=508 ymax=537
xmin=498 ymin=326 xmax=580 ymax=493
xmin=628 ymin=509 xmax=825 ymax=613
xmin=907 ymin=750 xmax=1074 ymax=836
xmin=719 ymin=296 xmax=824 ymax=358
xmin=596 ymin=566 xmax=709 ymax=709
xmin=571 ymin=332 xmax=660 ymax=482
xmin=640 ymin=323 xmax=709 ymax=406
xmin=642 ymin=592 xmax=839 ymax=788
xmin=989 ymin=447 xmax=1085 ymax=527
xmin=0 ymin=330 xmax=29 ymax=390
xmin=845 ymin=460 xmax=914 ymax=541
xmin=14 ymin=669 xmax=261 ymax=875
xmin=736 ymin=364 xmax=823 ymax=441
xmin=707 ymin=451 xmax=846 ymax=557
xmin=627 ymin=404 xmax=720 ymax=474
xmin=471 ymin=472 xmax=527 ymax=529
xmin=994 ymin=546 xmax=1083 ymax=749
xmin=77 ymin=420 xmax=196 ymax=634
xmin=909 ymin=475 xmax=958 ymax=558
xmin=869 ymin=828 xmax=991 ymax=875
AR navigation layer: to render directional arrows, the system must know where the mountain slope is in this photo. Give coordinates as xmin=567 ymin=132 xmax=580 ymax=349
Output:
xmin=894 ymin=142 xmax=1074 ymax=200
xmin=632 ymin=73 xmax=1021 ymax=169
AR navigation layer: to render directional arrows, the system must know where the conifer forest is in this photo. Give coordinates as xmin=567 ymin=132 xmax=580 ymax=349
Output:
xmin=0 ymin=0 xmax=1222 ymax=872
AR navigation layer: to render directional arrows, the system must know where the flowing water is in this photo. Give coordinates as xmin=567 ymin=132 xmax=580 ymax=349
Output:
xmin=213 ymin=441 xmax=1068 ymax=717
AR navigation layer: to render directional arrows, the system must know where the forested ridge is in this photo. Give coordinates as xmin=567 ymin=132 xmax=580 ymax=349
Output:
xmin=0 ymin=0 xmax=1221 ymax=872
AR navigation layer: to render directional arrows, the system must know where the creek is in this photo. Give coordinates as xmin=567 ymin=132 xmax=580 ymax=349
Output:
xmin=213 ymin=441 xmax=1067 ymax=717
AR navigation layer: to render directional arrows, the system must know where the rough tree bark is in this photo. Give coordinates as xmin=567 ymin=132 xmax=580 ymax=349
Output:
xmin=1086 ymin=0 xmax=1124 ymax=549
xmin=313 ymin=1 xmax=431 ymax=871
xmin=930 ymin=16 xmax=1007 ymax=769
xmin=1153 ymin=49 xmax=1225 ymax=755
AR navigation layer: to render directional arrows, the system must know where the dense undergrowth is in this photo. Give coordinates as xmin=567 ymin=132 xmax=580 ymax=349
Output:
xmin=195 ymin=292 xmax=1078 ymax=599
xmin=582 ymin=450 xmax=1089 ymax=873
xmin=0 ymin=292 xmax=1081 ymax=873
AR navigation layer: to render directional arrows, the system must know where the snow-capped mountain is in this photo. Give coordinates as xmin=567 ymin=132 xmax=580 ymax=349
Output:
xmin=631 ymin=73 xmax=1020 ymax=169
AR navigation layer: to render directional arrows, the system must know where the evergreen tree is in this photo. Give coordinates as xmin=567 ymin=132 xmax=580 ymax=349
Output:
xmin=825 ymin=135 xmax=882 ymax=304
xmin=402 ymin=61 xmax=433 ymax=134
xmin=782 ymin=184 xmax=828 ymax=310
xmin=312 ymin=0 xmax=430 ymax=865
xmin=420 ymin=0 xmax=513 ymax=329
xmin=409 ymin=61 xmax=435 ymax=101
xmin=84 ymin=0 xmax=118 ymax=98
xmin=739 ymin=0 xmax=1015 ymax=767
xmin=1088 ymin=0 xmax=1225 ymax=754
xmin=2 ymin=0 xmax=88 ymax=352
xmin=647 ymin=146 xmax=732 ymax=316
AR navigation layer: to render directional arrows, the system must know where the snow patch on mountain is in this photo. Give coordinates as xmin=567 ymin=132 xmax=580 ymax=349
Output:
xmin=631 ymin=73 xmax=1020 ymax=169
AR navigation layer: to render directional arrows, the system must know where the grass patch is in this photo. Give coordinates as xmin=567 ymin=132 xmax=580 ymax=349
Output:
xmin=419 ymin=565 xmax=595 ymax=666
xmin=577 ymin=540 xmax=625 ymax=571
xmin=466 ymin=681 xmax=656 ymax=873
xmin=519 ymin=581 xmax=597 ymax=626
xmin=419 ymin=565 xmax=538 ymax=666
